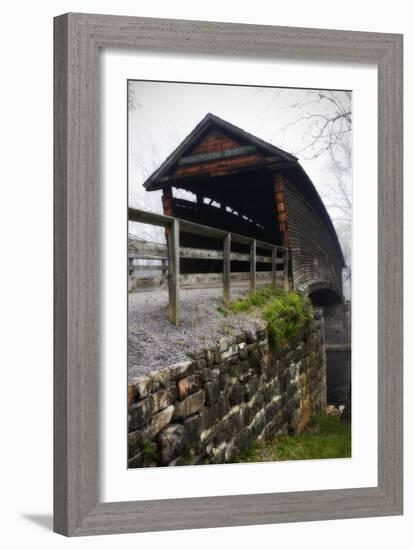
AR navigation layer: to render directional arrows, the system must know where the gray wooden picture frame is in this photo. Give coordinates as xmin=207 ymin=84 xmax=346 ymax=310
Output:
xmin=53 ymin=13 xmax=403 ymax=536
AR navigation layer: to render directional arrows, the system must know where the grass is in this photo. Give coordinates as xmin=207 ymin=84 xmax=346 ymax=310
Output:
xmin=223 ymin=286 xmax=312 ymax=347
xmin=239 ymin=414 xmax=351 ymax=462
xmin=141 ymin=442 xmax=157 ymax=460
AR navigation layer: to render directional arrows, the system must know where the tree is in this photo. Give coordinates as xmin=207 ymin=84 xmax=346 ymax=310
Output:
xmin=127 ymin=81 xmax=140 ymax=113
xmin=268 ymin=90 xmax=352 ymax=295
xmin=323 ymin=141 xmax=352 ymax=293
xmin=271 ymin=90 xmax=351 ymax=160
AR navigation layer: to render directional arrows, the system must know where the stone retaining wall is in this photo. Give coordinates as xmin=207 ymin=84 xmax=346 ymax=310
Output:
xmin=128 ymin=313 xmax=326 ymax=467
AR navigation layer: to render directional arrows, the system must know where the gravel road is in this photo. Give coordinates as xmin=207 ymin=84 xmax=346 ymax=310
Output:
xmin=128 ymin=287 xmax=262 ymax=381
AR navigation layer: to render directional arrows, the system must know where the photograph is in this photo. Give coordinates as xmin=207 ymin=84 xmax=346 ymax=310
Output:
xmin=127 ymin=81 xmax=352 ymax=468
xmin=0 ymin=1 xmax=405 ymax=543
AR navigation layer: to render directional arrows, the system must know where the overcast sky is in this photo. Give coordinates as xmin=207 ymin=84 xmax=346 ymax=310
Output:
xmin=128 ymin=80 xmax=352 ymax=257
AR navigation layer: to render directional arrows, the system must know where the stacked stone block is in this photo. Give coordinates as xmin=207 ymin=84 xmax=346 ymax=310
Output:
xmin=128 ymin=315 xmax=326 ymax=467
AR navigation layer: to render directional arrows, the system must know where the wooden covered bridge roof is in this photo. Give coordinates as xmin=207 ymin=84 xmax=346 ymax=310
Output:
xmin=142 ymin=113 xmax=345 ymax=303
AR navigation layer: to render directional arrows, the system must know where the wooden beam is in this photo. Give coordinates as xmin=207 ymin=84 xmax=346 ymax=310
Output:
xmin=128 ymin=207 xmax=282 ymax=252
xmin=177 ymin=145 xmax=257 ymax=166
xmin=161 ymin=259 xmax=167 ymax=286
xmin=168 ymin=219 xmax=180 ymax=326
xmin=128 ymin=254 xmax=167 ymax=261
xmin=250 ymin=240 xmax=256 ymax=294
xmin=223 ymin=233 xmax=231 ymax=305
xmin=283 ymin=248 xmax=289 ymax=291
xmin=272 ymin=247 xmax=277 ymax=288
xmin=128 ymin=257 xmax=134 ymax=276
xmin=128 ymin=207 xmax=172 ymax=228
xmin=130 ymin=271 xmax=283 ymax=287
xmin=179 ymin=272 xmax=282 ymax=288
xmin=153 ymin=159 xmax=297 ymax=188
xmin=128 ymin=239 xmax=278 ymax=264
xmin=130 ymin=265 xmax=164 ymax=272
xmin=128 ymin=240 xmax=168 ymax=258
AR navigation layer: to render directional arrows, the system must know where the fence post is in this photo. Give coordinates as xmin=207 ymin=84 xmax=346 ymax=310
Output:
xmin=223 ymin=233 xmax=231 ymax=305
xmin=168 ymin=219 xmax=180 ymax=326
xmin=128 ymin=257 xmax=134 ymax=276
xmin=161 ymin=259 xmax=167 ymax=286
xmin=283 ymin=248 xmax=289 ymax=291
xmin=272 ymin=247 xmax=277 ymax=289
xmin=250 ymin=240 xmax=256 ymax=294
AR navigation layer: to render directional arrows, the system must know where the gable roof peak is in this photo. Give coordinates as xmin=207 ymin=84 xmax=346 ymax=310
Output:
xmin=143 ymin=112 xmax=298 ymax=190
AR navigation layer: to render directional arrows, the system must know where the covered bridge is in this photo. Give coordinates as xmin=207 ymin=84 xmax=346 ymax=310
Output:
xmin=142 ymin=113 xmax=346 ymax=308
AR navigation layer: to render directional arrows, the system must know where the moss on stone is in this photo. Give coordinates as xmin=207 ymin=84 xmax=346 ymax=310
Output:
xmin=226 ymin=286 xmax=312 ymax=347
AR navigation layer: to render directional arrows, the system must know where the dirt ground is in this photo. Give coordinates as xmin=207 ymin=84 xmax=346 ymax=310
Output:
xmin=128 ymin=286 xmax=262 ymax=381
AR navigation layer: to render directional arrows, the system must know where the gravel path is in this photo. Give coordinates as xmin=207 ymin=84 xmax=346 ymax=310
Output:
xmin=128 ymin=287 xmax=263 ymax=381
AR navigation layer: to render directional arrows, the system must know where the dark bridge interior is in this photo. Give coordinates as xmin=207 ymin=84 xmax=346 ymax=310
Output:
xmin=172 ymin=171 xmax=282 ymax=245
xmin=169 ymin=171 xmax=283 ymax=275
xmin=309 ymin=287 xmax=343 ymax=307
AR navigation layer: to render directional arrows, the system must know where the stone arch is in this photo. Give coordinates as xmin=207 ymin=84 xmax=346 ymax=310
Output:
xmin=307 ymin=281 xmax=343 ymax=307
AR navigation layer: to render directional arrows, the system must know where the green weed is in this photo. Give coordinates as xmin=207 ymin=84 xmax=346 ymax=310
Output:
xmin=225 ymin=286 xmax=312 ymax=347
xmin=239 ymin=414 xmax=351 ymax=462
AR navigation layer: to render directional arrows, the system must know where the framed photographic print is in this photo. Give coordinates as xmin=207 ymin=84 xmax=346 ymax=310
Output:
xmin=54 ymin=13 xmax=403 ymax=536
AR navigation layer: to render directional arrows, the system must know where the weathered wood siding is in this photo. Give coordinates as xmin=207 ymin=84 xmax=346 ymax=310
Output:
xmin=171 ymin=130 xmax=267 ymax=179
xmin=282 ymin=176 xmax=343 ymax=298
xmin=173 ymin=153 xmax=266 ymax=178
xmin=273 ymin=173 xmax=289 ymax=248
xmin=191 ymin=131 xmax=239 ymax=154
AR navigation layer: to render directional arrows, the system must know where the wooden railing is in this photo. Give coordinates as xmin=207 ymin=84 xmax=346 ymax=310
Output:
xmin=128 ymin=208 xmax=289 ymax=326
